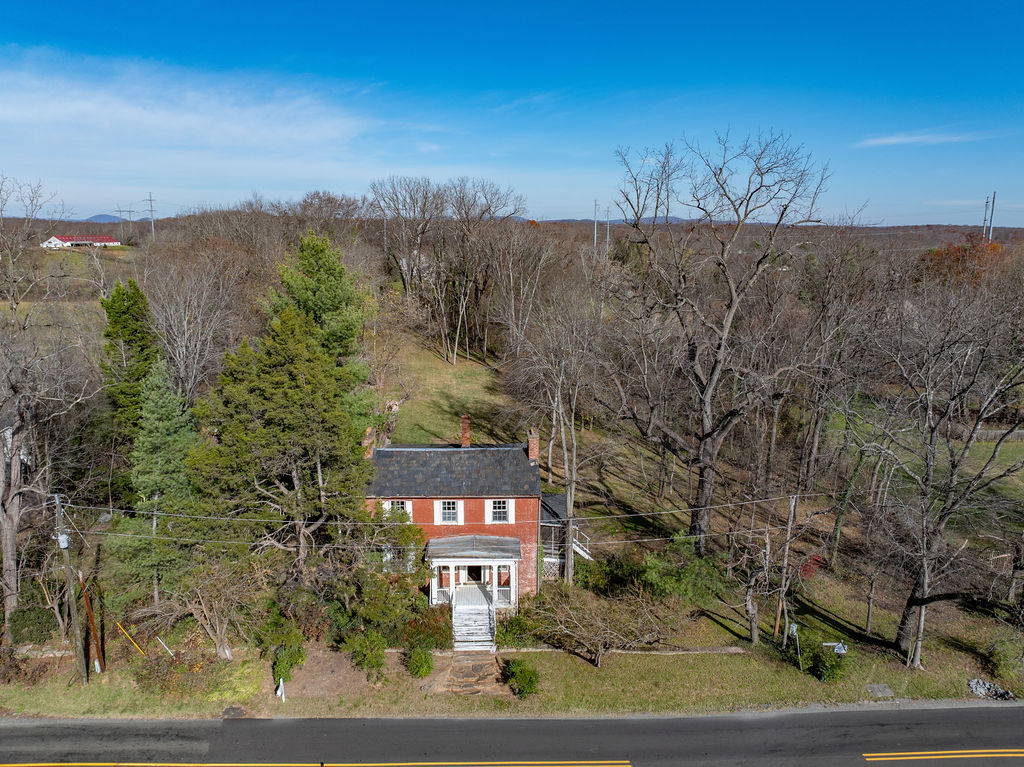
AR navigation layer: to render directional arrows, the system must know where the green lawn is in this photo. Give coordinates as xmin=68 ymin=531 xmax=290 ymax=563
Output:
xmin=389 ymin=340 xmax=514 ymax=445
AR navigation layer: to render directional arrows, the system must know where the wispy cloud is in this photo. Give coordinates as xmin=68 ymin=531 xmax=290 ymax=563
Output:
xmin=492 ymin=91 xmax=560 ymax=113
xmin=854 ymin=130 xmax=1001 ymax=148
xmin=0 ymin=49 xmax=465 ymax=214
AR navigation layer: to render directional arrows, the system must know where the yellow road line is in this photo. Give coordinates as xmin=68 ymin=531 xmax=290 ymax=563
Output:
xmin=0 ymin=762 xmax=632 ymax=767
xmin=864 ymin=750 xmax=1024 ymax=762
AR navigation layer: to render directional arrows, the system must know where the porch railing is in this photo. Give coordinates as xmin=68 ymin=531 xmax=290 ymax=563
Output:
xmin=435 ymin=587 xmax=451 ymax=604
xmin=496 ymin=586 xmax=512 ymax=606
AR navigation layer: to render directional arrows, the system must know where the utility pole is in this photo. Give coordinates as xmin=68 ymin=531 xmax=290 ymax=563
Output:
xmin=114 ymin=208 xmax=126 ymax=243
xmin=55 ymin=496 xmax=87 ymax=681
xmin=146 ymin=193 xmax=156 ymax=242
xmin=605 ymin=206 xmax=610 ymax=256
xmin=773 ymin=495 xmax=797 ymax=639
xmin=988 ymin=191 xmax=997 ymax=242
xmin=982 ymin=196 xmax=990 ymax=235
xmin=593 ymin=199 xmax=598 ymax=257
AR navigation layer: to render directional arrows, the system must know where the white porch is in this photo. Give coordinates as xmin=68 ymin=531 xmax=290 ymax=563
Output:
xmin=429 ymin=560 xmax=517 ymax=609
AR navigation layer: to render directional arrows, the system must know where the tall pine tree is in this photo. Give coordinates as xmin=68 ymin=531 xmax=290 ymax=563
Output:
xmin=101 ymin=279 xmax=159 ymax=436
xmin=190 ymin=307 xmax=372 ymax=568
xmin=131 ymin=360 xmax=197 ymax=511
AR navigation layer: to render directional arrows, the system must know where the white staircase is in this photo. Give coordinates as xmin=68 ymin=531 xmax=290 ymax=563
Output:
xmin=452 ymin=585 xmax=496 ymax=652
xmin=453 ymin=605 xmax=495 ymax=651
xmin=572 ymin=528 xmax=594 ymax=560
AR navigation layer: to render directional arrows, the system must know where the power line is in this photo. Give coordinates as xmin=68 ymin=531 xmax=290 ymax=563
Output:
xmin=63 ymin=491 xmax=828 ymax=528
xmin=570 ymin=492 xmax=828 ymax=523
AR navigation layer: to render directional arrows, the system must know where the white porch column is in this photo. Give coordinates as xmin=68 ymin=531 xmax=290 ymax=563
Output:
xmin=430 ymin=565 xmax=437 ymax=604
xmin=490 ymin=564 xmax=496 ymax=604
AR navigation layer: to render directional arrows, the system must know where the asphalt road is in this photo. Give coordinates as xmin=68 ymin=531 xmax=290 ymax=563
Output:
xmin=1 ymin=705 xmax=1023 ymax=766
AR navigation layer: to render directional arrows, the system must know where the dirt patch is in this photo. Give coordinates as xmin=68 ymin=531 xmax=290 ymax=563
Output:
xmin=282 ymin=643 xmax=452 ymax=700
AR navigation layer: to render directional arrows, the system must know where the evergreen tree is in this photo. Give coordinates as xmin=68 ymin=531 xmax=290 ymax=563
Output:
xmin=268 ymin=233 xmax=367 ymax=361
xmin=131 ymin=360 xmax=197 ymax=511
xmin=190 ymin=307 xmax=373 ymax=567
xmin=101 ymin=279 xmax=160 ymax=435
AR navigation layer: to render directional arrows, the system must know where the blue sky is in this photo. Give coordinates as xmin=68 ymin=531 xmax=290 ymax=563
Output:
xmin=1 ymin=1 xmax=1022 ymax=225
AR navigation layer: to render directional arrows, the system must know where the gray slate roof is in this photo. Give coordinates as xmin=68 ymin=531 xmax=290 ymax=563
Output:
xmin=368 ymin=444 xmax=540 ymax=498
xmin=541 ymin=493 xmax=567 ymax=524
xmin=426 ymin=535 xmax=522 ymax=559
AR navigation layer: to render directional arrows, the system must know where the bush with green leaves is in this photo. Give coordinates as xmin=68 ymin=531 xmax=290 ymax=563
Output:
xmin=574 ymin=536 xmax=726 ymax=610
xmin=782 ymin=627 xmax=850 ymax=682
xmin=810 ymin=645 xmax=849 ymax=682
xmin=401 ymin=605 xmax=453 ymax=650
xmin=9 ymin=606 xmax=56 ymax=645
xmin=345 ymin=630 xmax=387 ymax=678
xmin=503 ymin=658 xmax=539 ymax=698
xmin=255 ymin=608 xmax=306 ymax=683
xmin=496 ymin=613 xmax=538 ymax=649
xmin=403 ymin=645 xmax=434 ymax=678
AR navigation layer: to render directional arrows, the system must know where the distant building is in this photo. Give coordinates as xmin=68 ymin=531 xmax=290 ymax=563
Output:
xmin=41 ymin=235 xmax=121 ymax=248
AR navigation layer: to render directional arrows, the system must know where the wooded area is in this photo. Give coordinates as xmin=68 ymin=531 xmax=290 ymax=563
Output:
xmin=3 ymin=132 xmax=1024 ymax=691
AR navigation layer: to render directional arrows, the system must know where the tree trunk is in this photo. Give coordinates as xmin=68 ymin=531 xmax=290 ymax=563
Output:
xmin=829 ymin=449 xmax=866 ymax=567
xmin=909 ymin=604 xmax=926 ymax=669
xmin=1 ymin=514 xmax=19 ymax=644
xmin=690 ymin=452 xmax=715 ymax=557
xmin=895 ymin=575 xmax=923 ymax=654
xmin=866 ymin=573 xmax=877 ymax=634
xmin=745 ymin=569 xmax=761 ymax=645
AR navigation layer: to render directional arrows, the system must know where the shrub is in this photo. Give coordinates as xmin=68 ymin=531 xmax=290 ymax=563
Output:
xmin=345 ymin=630 xmax=387 ymax=678
xmin=403 ymin=645 xmax=434 ymax=678
xmin=132 ymin=644 xmax=226 ymax=698
xmin=402 ymin=605 xmax=453 ymax=650
xmin=810 ymin=645 xmax=849 ymax=682
xmin=325 ymin=601 xmax=360 ymax=646
xmin=0 ymin=646 xmax=24 ymax=683
xmin=782 ymin=628 xmax=849 ymax=682
xmin=271 ymin=633 xmax=306 ymax=684
xmin=9 ymin=606 xmax=56 ymax=645
xmin=255 ymin=608 xmax=306 ymax=683
xmin=503 ymin=658 xmax=539 ymax=698
xmin=496 ymin=613 xmax=538 ymax=649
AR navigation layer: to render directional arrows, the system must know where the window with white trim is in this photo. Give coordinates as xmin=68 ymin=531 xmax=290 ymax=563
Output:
xmin=491 ymin=499 xmax=508 ymax=522
xmin=388 ymin=499 xmax=407 ymax=515
xmin=486 ymin=498 xmax=515 ymax=524
xmin=433 ymin=499 xmax=464 ymax=525
xmin=441 ymin=499 xmax=458 ymax=523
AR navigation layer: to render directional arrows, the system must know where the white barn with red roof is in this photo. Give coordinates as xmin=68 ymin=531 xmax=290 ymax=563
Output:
xmin=41 ymin=235 xmax=121 ymax=248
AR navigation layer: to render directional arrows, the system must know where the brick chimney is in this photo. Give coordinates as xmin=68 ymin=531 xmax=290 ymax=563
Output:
xmin=461 ymin=413 xmax=471 ymax=447
xmin=527 ymin=427 xmax=539 ymax=463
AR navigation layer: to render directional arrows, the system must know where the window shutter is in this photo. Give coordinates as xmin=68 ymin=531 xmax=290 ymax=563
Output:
xmin=433 ymin=500 xmax=442 ymax=526
xmin=457 ymin=500 xmax=465 ymax=525
xmin=382 ymin=500 xmax=392 ymax=512
xmin=508 ymin=498 xmax=516 ymax=524
xmin=484 ymin=499 xmax=493 ymax=524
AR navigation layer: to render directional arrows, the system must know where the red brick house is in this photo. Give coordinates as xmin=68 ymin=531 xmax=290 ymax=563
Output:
xmin=368 ymin=415 xmax=543 ymax=610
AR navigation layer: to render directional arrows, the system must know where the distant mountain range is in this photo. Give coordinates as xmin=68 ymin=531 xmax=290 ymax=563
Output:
xmin=74 ymin=214 xmax=152 ymax=223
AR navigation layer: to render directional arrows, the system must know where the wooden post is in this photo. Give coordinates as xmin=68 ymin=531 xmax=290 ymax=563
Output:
xmin=773 ymin=495 xmax=797 ymax=639
xmin=80 ymin=577 xmax=105 ymax=672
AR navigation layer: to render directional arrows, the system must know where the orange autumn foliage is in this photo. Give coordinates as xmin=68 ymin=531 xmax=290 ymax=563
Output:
xmin=920 ymin=232 xmax=1006 ymax=283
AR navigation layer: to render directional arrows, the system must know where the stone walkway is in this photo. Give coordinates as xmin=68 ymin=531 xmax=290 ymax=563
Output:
xmin=441 ymin=651 xmax=510 ymax=697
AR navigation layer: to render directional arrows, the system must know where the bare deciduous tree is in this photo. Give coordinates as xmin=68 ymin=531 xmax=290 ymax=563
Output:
xmin=610 ymin=132 xmax=829 ymax=555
